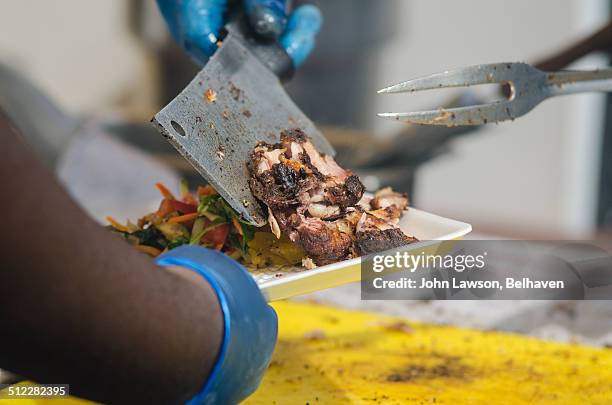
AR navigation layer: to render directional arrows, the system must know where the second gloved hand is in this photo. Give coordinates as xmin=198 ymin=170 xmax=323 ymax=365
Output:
xmin=156 ymin=0 xmax=322 ymax=67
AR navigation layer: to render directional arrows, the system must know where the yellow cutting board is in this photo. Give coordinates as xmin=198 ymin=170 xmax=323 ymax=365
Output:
xmin=4 ymin=301 xmax=612 ymax=404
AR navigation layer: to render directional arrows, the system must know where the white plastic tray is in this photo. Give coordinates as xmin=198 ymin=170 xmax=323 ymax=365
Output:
xmin=257 ymin=208 xmax=472 ymax=301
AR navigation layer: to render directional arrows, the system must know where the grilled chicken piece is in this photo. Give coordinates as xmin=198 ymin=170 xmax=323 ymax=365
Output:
xmin=356 ymin=228 xmax=417 ymax=256
xmin=294 ymin=217 xmax=353 ymax=264
xmin=354 ymin=211 xmax=417 ymax=255
xmin=249 ymin=129 xmax=416 ymax=265
xmin=370 ymin=187 xmax=409 ymax=211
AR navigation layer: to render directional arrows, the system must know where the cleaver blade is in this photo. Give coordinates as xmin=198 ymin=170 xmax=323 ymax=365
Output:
xmin=153 ymin=25 xmax=334 ymax=226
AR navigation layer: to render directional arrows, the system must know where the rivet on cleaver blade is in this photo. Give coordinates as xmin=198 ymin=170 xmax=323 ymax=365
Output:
xmin=152 ymin=20 xmax=335 ymax=226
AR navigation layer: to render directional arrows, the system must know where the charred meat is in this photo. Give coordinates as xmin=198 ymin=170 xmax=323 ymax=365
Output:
xmin=249 ymin=129 xmax=417 ymax=265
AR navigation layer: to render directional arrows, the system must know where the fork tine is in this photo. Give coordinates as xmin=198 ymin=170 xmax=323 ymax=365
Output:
xmin=377 ymin=63 xmax=527 ymax=94
xmin=378 ymin=100 xmax=519 ymax=126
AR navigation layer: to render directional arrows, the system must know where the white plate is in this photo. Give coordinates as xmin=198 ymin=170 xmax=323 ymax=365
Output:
xmin=257 ymin=208 xmax=472 ymax=301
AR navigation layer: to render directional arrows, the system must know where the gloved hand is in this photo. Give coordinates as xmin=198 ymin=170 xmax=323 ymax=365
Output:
xmin=156 ymin=245 xmax=277 ymax=405
xmin=156 ymin=0 xmax=322 ymax=67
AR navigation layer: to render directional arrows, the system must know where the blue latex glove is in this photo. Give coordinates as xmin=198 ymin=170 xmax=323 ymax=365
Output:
xmin=156 ymin=246 xmax=277 ymax=405
xmin=156 ymin=0 xmax=322 ymax=67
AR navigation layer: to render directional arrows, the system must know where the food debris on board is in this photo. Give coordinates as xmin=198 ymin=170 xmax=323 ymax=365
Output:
xmin=303 ymin=329 xmax=327 ymax=341
xmin=380 ymin=321 xmax=415 ymax=334
xmin=107 ymin=129 xmax=418 ymax=271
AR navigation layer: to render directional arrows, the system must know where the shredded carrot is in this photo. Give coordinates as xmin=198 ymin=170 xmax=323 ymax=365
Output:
xmin=197 ymin=185 xmax=216 ymax=196
xmin=155 ymin=182 xmax=176 ymax=200
xmin=136 ymin=245 xmax=162 ymax=257
xmin=156 ymin=198 xmax=175 ymax=218
xmin=106 ymin=216 xmax=129 ymax=233
xmin=182 ymin=192 xmax=197 ymax=205
xmin=167 ymin=212 xmax=199 ymax=224
xmin=232 ymin=217 xmax=243 ymax=236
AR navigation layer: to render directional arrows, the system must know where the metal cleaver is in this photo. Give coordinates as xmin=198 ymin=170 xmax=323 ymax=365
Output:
xmin=153 ymin=18 xmax=334 ymax=226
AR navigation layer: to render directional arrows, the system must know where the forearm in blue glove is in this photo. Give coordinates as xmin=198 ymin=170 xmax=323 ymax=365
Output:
xmin=156 ymin=0 xmax=322 ymax=67
xmin=156 ymin=245 xmax=278 ymax=405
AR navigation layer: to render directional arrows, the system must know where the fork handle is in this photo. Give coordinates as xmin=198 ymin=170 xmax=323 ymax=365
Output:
xmin=546 ymin=69 xmax=612 ymax=96
xmin=536 ymin=21 xmax=612 ymax=71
